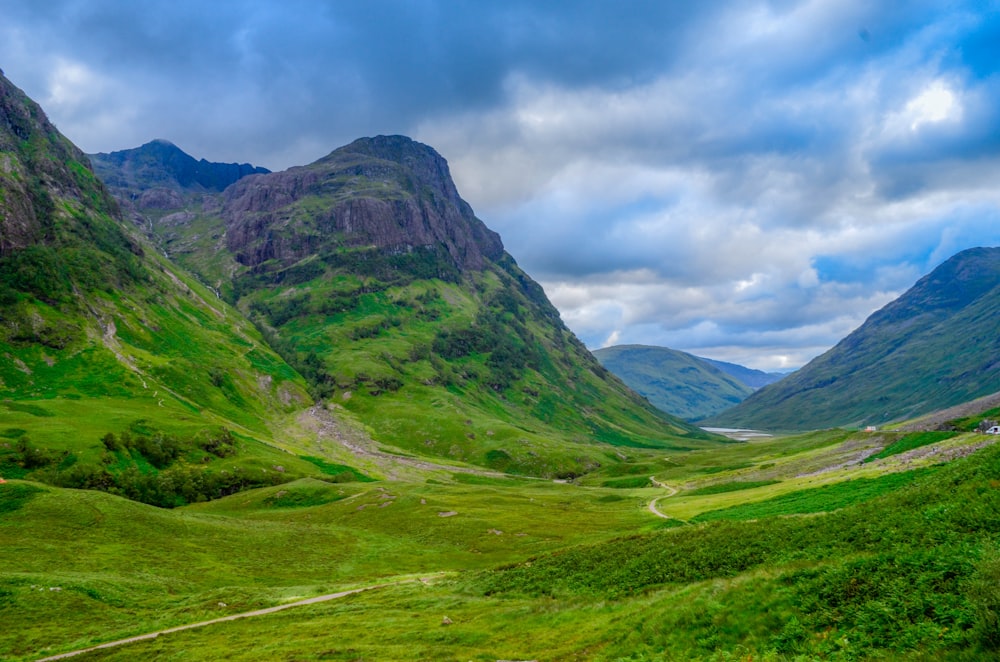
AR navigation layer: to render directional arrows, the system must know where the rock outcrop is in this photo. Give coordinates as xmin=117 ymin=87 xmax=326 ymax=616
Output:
xmin=221 ymin=135 xmax=504 ymax=272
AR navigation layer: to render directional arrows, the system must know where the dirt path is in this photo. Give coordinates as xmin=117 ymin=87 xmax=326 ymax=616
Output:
xmin=35 ymin=578 xmax=436 ymax=661
xmin=647 ymin=476 xmax=678 ymax=519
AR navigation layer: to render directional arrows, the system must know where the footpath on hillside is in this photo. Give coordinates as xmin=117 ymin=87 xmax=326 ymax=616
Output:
xmin=647 ymin=477 xmax=679 ymax=519
xmin=35 ymin=576 xmax=446 ymax=661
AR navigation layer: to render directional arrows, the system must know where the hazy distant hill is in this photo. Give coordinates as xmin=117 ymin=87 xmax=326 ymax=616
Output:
xmin=593 ymin=345 xmax=756 ymax=420
xmin=709 ymin=247 xmax=1000 ymax=430
xmin=698 ymin=357 xmax=786 ymax=389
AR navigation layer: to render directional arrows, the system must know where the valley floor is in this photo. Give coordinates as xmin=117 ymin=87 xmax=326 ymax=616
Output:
xmin=5 ymin=419 xmax=1000 ymax=660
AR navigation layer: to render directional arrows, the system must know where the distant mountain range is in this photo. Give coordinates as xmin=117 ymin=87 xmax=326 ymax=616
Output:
xmin=699 ymin=357 xmax=788 ymax=390
xmin=593 ymin=345 xmax=784 ymax=420
xmin=708 ymin=246 xmax=1000 ymax=430
xmin=87 ymin=140 xmax=270 ymax=221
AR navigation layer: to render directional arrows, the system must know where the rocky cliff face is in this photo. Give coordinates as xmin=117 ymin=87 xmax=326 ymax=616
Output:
xmin=222 ymin=135 xmax=504 ymax=272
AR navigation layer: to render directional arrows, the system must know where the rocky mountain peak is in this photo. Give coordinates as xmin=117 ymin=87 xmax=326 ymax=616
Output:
xmin=89 ymin=140 xmax=270 ymax=213
xmin=331 ymin=135 xmax=464 ymax=206
xmin=222 ymin=135 xmax=504 ymax=272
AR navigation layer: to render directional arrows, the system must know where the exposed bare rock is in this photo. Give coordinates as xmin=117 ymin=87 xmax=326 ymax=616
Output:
xmin=138 ymin=188 xmax=185 ymax=210
xmin=221 ymin=135 xmax=503 ymax=273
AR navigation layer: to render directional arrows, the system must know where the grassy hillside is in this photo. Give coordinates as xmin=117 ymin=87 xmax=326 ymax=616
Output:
xmin=0 ymin=475 xmax=659 ymax=660
xmin=593 ymin=344 xmax=754 ymax=420
xmin=711 ymin=247 xmax=1000 ymax=430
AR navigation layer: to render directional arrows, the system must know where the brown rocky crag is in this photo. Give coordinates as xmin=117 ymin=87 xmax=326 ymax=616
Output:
xmin=222 ymin=135 xmax=504 ymax=272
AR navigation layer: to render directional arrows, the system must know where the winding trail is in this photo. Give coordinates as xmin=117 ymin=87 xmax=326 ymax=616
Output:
xmin=647 ymin=476 xmax=678 ymax=520
xmin=35 ymin=576 xmax=443 ymax=661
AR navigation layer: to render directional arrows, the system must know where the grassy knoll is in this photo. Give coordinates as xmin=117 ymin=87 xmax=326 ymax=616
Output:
xmin=684 ymin=479 xmax=781 ymax=496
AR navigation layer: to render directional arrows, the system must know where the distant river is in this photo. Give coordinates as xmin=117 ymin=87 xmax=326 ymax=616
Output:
xmin=701 ymin=427 xmax=773 ymax=441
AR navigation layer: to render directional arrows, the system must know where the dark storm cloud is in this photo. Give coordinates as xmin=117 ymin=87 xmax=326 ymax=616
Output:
xmin=0 ymin=0 xmax=715 ymax=166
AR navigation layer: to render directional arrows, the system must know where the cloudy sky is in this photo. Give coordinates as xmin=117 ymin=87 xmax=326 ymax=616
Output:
xmin=2 ymin=1 xmax=999 ymax=371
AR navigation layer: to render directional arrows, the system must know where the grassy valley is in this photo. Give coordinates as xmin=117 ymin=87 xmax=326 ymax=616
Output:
xmin=5 ymin=411 xmax=1000 ymax=660
xmin=4 ymin=68 xmax=1000 ymax=661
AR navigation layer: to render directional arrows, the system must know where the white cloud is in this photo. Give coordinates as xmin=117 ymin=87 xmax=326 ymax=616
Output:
xmin=906 ymin=80 xmax=961 ymax=130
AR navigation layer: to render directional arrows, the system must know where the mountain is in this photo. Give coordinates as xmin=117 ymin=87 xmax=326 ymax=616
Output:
xmin=0 ymin=70 xmax=330 ymax=503
xmin=89 ymin=139 xmax=269 ymax=211
xmin=709 ymin=247 xmax=1000 ymax=430
xmin=698 ymin=357 xmax=786 ymax=389
xmin=593 ymin=345 xmax=755 ymax=420
xmin=99 ymin=134 xmax=720 ymax=476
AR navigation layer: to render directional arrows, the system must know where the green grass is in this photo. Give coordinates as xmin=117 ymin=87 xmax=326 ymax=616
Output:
xmin=685 ymin=479 xmax=781 ymax=496
xmin=35 ymin=441 xmax=1000 ymax=661
xmin=1 ymin=401 xmax=57 ymax=417
xmin=601 ymin=476 xmax=652 ymax=489
xmin=300 ymin=456 xmax=374 ymax=482
xmin=866 ymin=430 xmax=959 ymax=462
xmin=0 ymin=474 xmax=658 ymax=660
xmin=0 ymin=482 xmax=43 ymax=513
xmin=690 ymin=467 xmax=937 ymax=522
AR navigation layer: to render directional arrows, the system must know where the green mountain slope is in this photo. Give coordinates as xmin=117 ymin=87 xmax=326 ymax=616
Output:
xmin=698 ymin=356 xmax=785 ymax=389
xmin=593 ymin=344 xmax=754 ymax=420
xmin=117 ymin=135 xmax=719 ymax=476
xmin=0 ymin=70 xmax=336 ymax=501
xmin=709 ymin=246 xmax=1000 ymax=430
